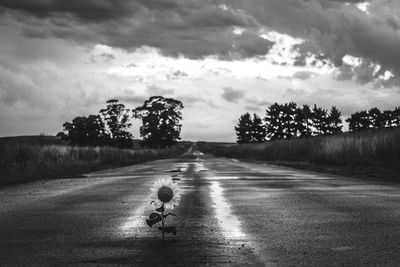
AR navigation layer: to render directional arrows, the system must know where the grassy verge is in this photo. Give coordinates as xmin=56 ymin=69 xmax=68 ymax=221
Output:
xmin=198 ymin=128 xmax=400 ymax=181
xmin=0 ymin=144 xmax=189 ymax=186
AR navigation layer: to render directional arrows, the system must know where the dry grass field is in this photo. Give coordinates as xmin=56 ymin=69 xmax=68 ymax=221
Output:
xmin=0 ymin=141 xmax=189 ymax=186
xmin=198 ymin=128 xmax=400 ymax=180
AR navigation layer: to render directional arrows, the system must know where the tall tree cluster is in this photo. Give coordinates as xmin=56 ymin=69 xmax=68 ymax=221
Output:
xmin=60 ymin=115 xmax=109 ymax=146
xmin=58 ymin=96 xmax=184 ymax=149
xmin=346 ymin=107 xmax=400 ymax=132
xmin=135 ymin=96 xmax=184 ymax=148
xmin=235 ymin=102 xmax=343 ymax=144
xmin=235 ymin=113 xmax=266 ymax=144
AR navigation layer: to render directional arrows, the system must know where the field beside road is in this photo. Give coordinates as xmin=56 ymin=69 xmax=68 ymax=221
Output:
xmin=0 ymin=139 xmax=189 ymax=186
xmin=198 ymin=127 xmax=400 ymax=181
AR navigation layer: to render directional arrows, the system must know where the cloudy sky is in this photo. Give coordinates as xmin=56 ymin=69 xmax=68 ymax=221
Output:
xmin=1 ymin=0 xmax=400 ymax=142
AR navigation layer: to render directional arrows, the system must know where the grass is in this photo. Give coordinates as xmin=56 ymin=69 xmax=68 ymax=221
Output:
xmin=0 ymin=135 xmax=67 ymax=146
xmin=197 ymin=127 xmax=400 ymax=180
xmin=0 ymin=143 xmax=189 ymax=186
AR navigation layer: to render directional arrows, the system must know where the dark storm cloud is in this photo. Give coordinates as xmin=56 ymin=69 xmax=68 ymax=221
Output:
xmin=3 ymin=0 xmax=400 ymax=84
xmin=221 ymin=87 xmax=245 ymax=103
xmin=327 ymin=0 xmax=368 ymax=2
xmin=0 ymin=0 xmax=273 ymax=59
xmin=334 ymin=60 xmax=380 ymax=84
xmin=227 ymin=0 xmax=400 ymax=84
xmin=0 ymin=0 xmax=139 ymax=21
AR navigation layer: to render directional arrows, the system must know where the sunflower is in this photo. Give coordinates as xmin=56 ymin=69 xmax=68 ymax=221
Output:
xmin=150 ymin=178 xmax=181 ymax=210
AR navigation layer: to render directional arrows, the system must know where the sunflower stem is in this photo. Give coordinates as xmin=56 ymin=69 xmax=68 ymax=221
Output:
xmin=161 ymin=209 xmax=165 ymax=241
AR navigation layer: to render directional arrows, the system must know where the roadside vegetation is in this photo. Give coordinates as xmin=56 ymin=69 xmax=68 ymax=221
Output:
xmin=0 ymin=95 xmax=188 ymax=186
xmin=199 ymin=103 xmax=400 ymax=180
xmin=0 ymin=142 xmax=189 ymax=186
xmin=198 ymin=127 xmax=400 ymax=179
xmin=235 ymin=103 xmax=400 ymax=145
xmin=58 ymin=96 xmax=184 ymax=149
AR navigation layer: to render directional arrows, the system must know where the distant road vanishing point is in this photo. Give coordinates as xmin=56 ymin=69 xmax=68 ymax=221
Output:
xmin=1 ymin=149 xmax=400 ymax=265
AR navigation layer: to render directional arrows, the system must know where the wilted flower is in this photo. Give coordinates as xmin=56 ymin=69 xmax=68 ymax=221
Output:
xmin=150 ymin=178 xmax=181 ymax=210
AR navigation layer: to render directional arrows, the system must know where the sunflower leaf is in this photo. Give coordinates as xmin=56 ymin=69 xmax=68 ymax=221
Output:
xmin=155 ymin=205 xmax=165 ymax=212
xmin=146 ymin=213 xmax=162 ymax=227
xmin=158 ymin=226 xmax=177 ymax=235
xmin=163 ymin=213 xmax=177 ymax=218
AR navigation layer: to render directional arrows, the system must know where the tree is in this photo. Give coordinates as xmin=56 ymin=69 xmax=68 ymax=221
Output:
xmin=251 ymin=113 xmax=266 ymax=143
xmin=383 ymin=110 xmax=394 ymax=128
xmin=346 ymin=110 xmax=370 ymax=132
xmin=326 ymin=106 xmax=343 ymax=134
xmin=312 ymin=104 xmax=329 ymax=135
xmin=368 ymin=107 xmax=385 ymax=129
xmin=235 ymin=113 xmax=253 ymax=144
xmin=135 ymin=96 xmax=184 ymax=148
xmin=392 ymin=107 xmax=400 ymax=127
xmin=281 ymin=102 xmax=298 ymax=139
xmin=265 ymin=103 xmax=285 ymax=140
xmin=99 ymin=99 xmax=133 ymax=148
xmin=295 ymin=104 xmax=313 ymax=138
xmin=61 ymin=115 xmax=110 ymax=146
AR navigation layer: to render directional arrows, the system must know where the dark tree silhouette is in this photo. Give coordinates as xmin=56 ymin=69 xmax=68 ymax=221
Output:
xmin=312 ymin=104 xmax=329 ymax=135
xmin=393 ymin=107 xmax=400 ymax=127
xmin=347 ymin=106 xmax=400 ymax=132
xmin=251 ymin=113 xmax=266 ymax=143
xmin=295 ymin=104 xmax=313 ymax=137
xmin=281 ymin=102 xmax=297 ymax=139
xmin=346 ymin=110 xmax=370 ymax=132
xmin=265 ymin=103 xmax=285 ymax=140
xmin=61 ymin=115 xmax=110 ymax=146
xmin=326 ymin=106 xmax=343 ymax=134
xmin=135 ymin=96 xmax=183 ymax=148
xmin=235 ymin=113 xmax=253 ymax=144
xmin=99 ymin=99 xmax=133 ymax=148
xmin=383 ymin=110 xmax=394 ymax=128
xmin=368 ymin=107 xmax=385 ymax=129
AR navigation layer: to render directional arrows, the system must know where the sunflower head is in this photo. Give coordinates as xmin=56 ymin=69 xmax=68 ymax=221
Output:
xmin=150 ymin=178 xmax=181 ymax=210
xmin=158 ymin=186 xmax=173 ymax=202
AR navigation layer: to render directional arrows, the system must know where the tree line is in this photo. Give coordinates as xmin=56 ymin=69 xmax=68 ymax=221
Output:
xmin=346 ymin=107 xmax=400 ymax=132
xmin=235 ymin=103 xmax=342 ymax=144
xmin=57 ymin=96 xmax=184 ymax=149
xmin=236 ymin=103 xmax=400 ymax=144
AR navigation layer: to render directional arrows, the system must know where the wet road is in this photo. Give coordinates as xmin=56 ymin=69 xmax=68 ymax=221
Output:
xmin=1 ymin=150 xmax=400 ymax=266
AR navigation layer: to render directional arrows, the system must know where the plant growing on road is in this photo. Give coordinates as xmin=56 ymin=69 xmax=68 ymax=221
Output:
xmin=146 ymin=178 xmax=181 ymax=240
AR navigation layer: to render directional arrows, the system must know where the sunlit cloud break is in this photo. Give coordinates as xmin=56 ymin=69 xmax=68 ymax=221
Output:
xmin=0 ymin=0 xmax=399 ymax=141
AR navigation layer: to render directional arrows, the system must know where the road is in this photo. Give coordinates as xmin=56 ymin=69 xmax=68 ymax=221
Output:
xmin=1 ymin=150 xmax=400 ymax=266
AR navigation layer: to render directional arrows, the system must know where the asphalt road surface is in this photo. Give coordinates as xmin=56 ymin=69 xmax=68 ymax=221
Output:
xmin=1 ymin=150 xmax=400 ymax=266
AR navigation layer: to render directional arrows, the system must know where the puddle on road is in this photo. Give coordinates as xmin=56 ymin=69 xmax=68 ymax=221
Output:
xmin=204 ymin=175 xmax=241 ymax=181
xmin=210 ymin=181 xmax=246 ymax=240
xmin=193 ymin=161 xmax=209 ymax=172
xmin=193 ymin=150 xmax=204 ymax=156
xmin=119 ymin=200 xmax=149 ymax=237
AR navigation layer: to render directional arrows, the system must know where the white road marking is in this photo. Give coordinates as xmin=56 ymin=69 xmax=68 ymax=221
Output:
xmin=210 ymin=181 xmax=246 ymax=239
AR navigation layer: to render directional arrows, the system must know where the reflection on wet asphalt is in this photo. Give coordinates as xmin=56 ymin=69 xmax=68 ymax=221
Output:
xmin=1 ymin=149 xmax=400 ymax=265
xmin=210 ymin=180 xmax=246 ymax=239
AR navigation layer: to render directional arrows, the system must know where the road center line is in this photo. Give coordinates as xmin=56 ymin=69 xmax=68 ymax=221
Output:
xmin=210 ymin=180 xmax=246 ymax=240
